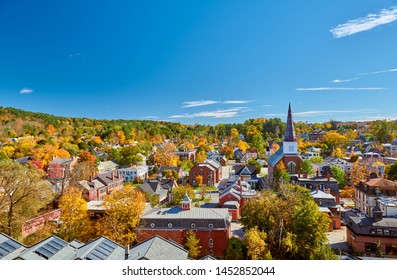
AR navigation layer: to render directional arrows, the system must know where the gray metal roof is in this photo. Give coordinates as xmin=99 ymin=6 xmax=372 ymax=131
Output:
xmin=128 ymin=235 xmax=188 ymax=260
xmin=75 ymin=236 xmax=125 ymax=260
xmin=268 ymin=146 xmax=284 ymax=167
xmin=0 ymin=233 xmax=26 ymax=260
xmin=16 ymin=236 xmax=77 ymax=260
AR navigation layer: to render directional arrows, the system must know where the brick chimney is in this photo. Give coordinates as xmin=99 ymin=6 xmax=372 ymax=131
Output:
xmin=111 ymin=172 xmax=114 ymax=180
xmin=303 ymin=172 xmax=308 ymax=179
xmin=316 ymin=170 xmax=319 ymax=177
xmin=315 ymin=184 xmax=319 ymax=193
xmin=327 ymin=173 xmax=330 ymax=181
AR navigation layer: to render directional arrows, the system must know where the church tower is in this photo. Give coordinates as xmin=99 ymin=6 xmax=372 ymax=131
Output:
xmin=283 ymin=103 xmax=298 ymax=155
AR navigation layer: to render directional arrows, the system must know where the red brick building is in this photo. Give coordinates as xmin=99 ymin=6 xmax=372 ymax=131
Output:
xmin=189 ymin=164 xmax=217 ymax=186
xmin=136 ymin=194 xmax=231 ymax=258
xmin=78 ymin=170 xmax=124 ymax=201
xmin=346 ymin=208 xmax=397 ymax=256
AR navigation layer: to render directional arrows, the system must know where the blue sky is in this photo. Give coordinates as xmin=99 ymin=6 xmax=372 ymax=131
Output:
xmin=1 ymin=1 xmax=397 ymax=125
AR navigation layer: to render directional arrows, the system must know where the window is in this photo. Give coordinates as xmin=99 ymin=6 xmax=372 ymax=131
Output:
xmin=208 ymin=223 xmax=213 ymax=228
xmin=386 ymin=244 xmax=397 ymax=255
xmin=150 ymin=223 xmax=155 ymax=228
xmin=191 ymin=223 xmax=196 ymax=228
xmin=168 ymin=223 xmax=173 ymax=228
xmin=365 ymin=243 xmax=377 ymax=252
xmin=287 ymin=162 xmax=296 ymax=174
xmin=209 ymin=239 xmax=213 ymax=248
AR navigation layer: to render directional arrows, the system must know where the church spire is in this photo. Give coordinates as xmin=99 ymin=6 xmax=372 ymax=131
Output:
xmin=284 ymin=103 xmax=297 ymax=142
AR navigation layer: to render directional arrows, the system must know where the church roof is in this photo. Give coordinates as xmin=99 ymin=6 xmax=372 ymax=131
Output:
xmin=284 ymin=103 xmax=297 ymax=142
xmin=268 ymin=146 xmax=284 ymax=167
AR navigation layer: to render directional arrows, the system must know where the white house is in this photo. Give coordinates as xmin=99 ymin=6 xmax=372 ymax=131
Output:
xmin=119 ymin=165 xmax=149 ymax=182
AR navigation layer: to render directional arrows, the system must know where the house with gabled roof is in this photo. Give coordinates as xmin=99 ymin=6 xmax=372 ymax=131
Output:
xmin=128 ymin=235 xmax=188 ymax=260
xmin=137 ymin=180 xmax=168 ymax=204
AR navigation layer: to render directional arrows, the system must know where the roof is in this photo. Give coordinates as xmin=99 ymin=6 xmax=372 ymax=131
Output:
xmin=284 ymin=103 xmax=297 ymax=142
xmin=128 ymin=235 xmax=188 ymax=260
xmin=138 ymin=181 xmax=168 ymax=199
xmin=346 ymin=214 xmax=397 ymax=236
xmin=268 ymin=146 xmax=284 ymax=167
xmin=140 ymin=207 xmax=231 ymax=229
xmin=233 ymin=165 xmax=257 ymax=175
xmin=200 ymin=255 xmax=217 ymax=260
xmin=96 ymin=171 xmax=124 ymax=185
xmin=50 ymin=158 xmax=73 ymax=165
xmin=181 ymin=193 xmax=192 ymax=203
xmin=98 ymin=161 xmax=119 ymax=173
xmin=360 ymin=178 xmax=397 ymax=189
xmin=75 ymin=236 xmax=125 ymax=260
xmin=79 ymin=179 xmax=105 ymax=191
xmin=16 ymin=156 xmax=35 ymax=164
xmin=203 ymin=159 xmax=221 ymax=169
xmin=222 ymin=201 xmax=240 ymax=209
xmin=16 ymin=235 xmax=76 ymax=260
xmin=0 ymin=233 xmax=27 ymax=260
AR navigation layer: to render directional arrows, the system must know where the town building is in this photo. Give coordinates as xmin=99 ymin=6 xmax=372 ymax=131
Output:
xmin=355 ymin=178 xmax=397 ymax=217
xmin=119 ymin=165 xmax=148 ymax=182
xmin=268 ymin=103 xmax=302 ymax=182
xmin=78 ymin=170 xmax=124 ymax=201
xmin=136 ymin=194 xmax=231 ymax=258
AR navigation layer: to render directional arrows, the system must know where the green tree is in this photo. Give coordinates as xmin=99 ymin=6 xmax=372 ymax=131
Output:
xmin=330 ymin=166 xmax=347 ymax=189
xmin=310 ymin=156 xmax=324 ymax=164
xmin=300 ymin=159 xmax=314 ymax=174
xmin=0 ymin=160 xmax=53 ymax=237
xmin=171 ymin=185 xmax=195 ymax=205
xmin=240 ymin=184 xmax=334 ymax=260
xmin=273 ymin=162 xmax=290 ymax=187
xmin=224 ymin=237 xmax=246 ymax=260
xmin=386 ymin=162 xmax=397 ymax=181
xmin=184 ymin=230 xmax=202 ymax=259
xmin=248 ymin=158 xmax=261 ymax=174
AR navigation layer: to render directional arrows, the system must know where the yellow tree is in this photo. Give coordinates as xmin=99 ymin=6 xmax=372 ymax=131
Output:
xmin=154 ymin=142 xmax=179 ymax=166
xmin=58 ymin=187 xmax=93 ymax=242
xmin=229 ymin=128 xmax=240 ymax=147
xmin=196 ymin=150 xmax=207 ymax=163
xmin=98 ymin=187 xmax=146 ymax=246
xmin=237 ymin=140 xmax=250 ymax=153
xmin=45 ymin=124 xmax=56 ymax=136
xmin=220 ymin=145 xmax=234 ymax=159
xmin=53 ymin=148 xmax=71 ymax=159
xmin=331 ymin=147 xmax=345 ymax=158
xmin=195 ymin=175 xmax=203 ymax=187
xmin=322 ymin=131 xmax=348 ymax=155
xmin=184 ymin=230 xmax=202 ymax=259
xmin=244 ymin=227 xmax=272 ymax=260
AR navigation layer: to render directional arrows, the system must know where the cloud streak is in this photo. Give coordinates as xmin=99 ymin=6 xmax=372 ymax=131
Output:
xmin=330 ymin=6 xmax=397 ymax=38
xmin=223 ymin=100 xmax=253 ymax=104
xmin=170 ymin=107 xmax=247 ymax=119
xmin=331 ymin=78 xmax=359 ymax=83
xmin=296 ymin=87 xmax=385 ymax=91
xmin=359 ymin=68 xmax=397 ymax=76
xmin=20 ymin=88 xmax=33 ymax=94
xmin=182 ymin=100 xmax=220 ymax=108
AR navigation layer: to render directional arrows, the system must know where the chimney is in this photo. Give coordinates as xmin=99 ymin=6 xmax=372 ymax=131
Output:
xmin=124 ymin=245 xmax=130 ymax=260
xmin=327 ymin=173 xmax=330 ymax=181
xmin=298 ymin=171 xmax=301 ymax=178
xmin=303 ymin=172 xmax=308 ymax=179
xmin=117 ymin=170 xmax=120 ymax=178
xmin=130 ymin=163 xmax=132 ymax=167
xmin=315 ymin=184 xmax=319 ymax=193
xmin=238 ymin=179 xmax=241 ymax=185
xmin=111 ymin=172 xmax=114 ymax=180
xmin=316 ymin=170 xmax=319 ymax=177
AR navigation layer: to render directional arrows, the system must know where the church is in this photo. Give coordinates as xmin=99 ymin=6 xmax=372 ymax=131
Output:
xmin=267 ymin=103 xmax=302 ymax=183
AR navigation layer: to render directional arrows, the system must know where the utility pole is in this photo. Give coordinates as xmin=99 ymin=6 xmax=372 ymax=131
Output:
xmin=279 ymin=219 xmax=283 ymax=249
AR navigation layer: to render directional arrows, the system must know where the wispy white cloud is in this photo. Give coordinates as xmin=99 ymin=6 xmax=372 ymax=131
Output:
xmin=331 ymin=78 xmax=359 ymax=83
xmin=330 ymin=6 xmax=397 ymax=38
xmin=69 ymin=53 xmax=82 ymax=58
xmin=262 ymin=104 xmax=273 ymax=107
xmin=170 ymin=107 xmax=247 ymax=119
xmin=223 ymin=100 xmax=253 ymax=104
xmin=143 ymin=116 xmax=158 ymax=119
xmin=296 ymin=87 xmax=385 ymax=91
xmin=182 ymin=100 xmax=220 ymax=108
xmin=359 ymin=68 xmax=397 ymax=75
xmin=20 ymin=88 xmax=33 ymax=94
